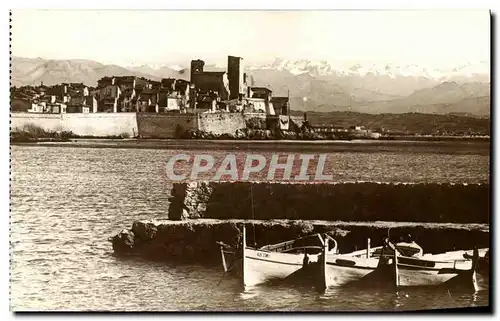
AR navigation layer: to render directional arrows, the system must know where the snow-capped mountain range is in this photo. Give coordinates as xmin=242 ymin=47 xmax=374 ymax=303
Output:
xmin=128 ymin=57 xmax=490 ymax=81
xmin=246 ymin=58 xmax=490 ymax=81
xmin=126 ymin=58 xmax=489 ymax=81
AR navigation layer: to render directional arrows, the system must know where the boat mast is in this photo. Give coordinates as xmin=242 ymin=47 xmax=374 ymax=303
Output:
xmin=249 ymin=183 xmax=256 ymax=246
xmin=385 ymin=238 xmax=400 ymax=288
xmin=393 ymin=247 xmax=400 ymax=287
xmin=243 ymin=224 xmax=247 ymax=248
xmin=242 ymin=224 xmax=248 ymax=288
xmin=319 ymin=237 xmax=328 ymax=291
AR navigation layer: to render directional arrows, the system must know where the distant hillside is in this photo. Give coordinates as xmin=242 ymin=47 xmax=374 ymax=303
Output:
xmin=11 ymin=57 xmax=162 ymax=87
xmin=337 ymin=82 xmax=491 ymax=115
xmin=405 ymin=96 xmax=491 ymax=116
xmin=401 ymin=81 xmax=490 ymax=106
xmin=246 ymin=70 xmax=490 ymax=116
xmin=291 ymin=111 xmax=490 ymax=136
xmin=129 ymin=65 xmax=190 ymax=81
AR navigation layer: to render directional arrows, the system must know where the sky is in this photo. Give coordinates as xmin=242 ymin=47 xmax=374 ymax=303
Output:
xmin=11 ymin=10 xmax=491 ymax=68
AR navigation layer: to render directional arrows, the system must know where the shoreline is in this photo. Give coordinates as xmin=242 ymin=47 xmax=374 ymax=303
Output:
xmin=11 ymin=135 xmax=490 ymax=143
xmin=11 ymin=137 xmax=491 ymax=154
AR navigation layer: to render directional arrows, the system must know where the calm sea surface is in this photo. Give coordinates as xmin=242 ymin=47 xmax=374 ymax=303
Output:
xmin=10 ymin=143 xmax=490 ymax=311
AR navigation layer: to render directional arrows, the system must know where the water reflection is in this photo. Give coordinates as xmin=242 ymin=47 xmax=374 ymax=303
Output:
xmin=10 ymin=146 xmax=490 ymax=311
xmin=240 ymin=286 xmax=260 ymax=300
xmin=230 ymin=278 xmax=481 ymax=311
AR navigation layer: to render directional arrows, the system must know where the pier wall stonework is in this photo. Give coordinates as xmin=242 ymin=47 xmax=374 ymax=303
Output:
xmin=168 ymin=182 xmax=490 ymax=224
xmin=197 ymin=113 xmax=246 ymax=135
xmin=10 ymin=112 xmax=138 ymax=137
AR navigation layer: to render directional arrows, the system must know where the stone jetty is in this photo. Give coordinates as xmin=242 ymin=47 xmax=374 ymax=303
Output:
xmin=111 ymin=182 xmax=490 ymax=264
xmin=168 ymin=181 xmax=489 ymax=223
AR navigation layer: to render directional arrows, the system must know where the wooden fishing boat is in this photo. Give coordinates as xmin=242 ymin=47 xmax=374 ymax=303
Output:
xmin=423 ymin=248 xmax=488 ymax=262
xmin=371 ymin=245 xmax=488 ymax=287
xmin=219 ymin=227 xmax=481 ymax=292
xmin=218 ymin=226 xmax=420 ymax=289
xmin=218 ymin=225 xmax=338 ymax=287
xmin=421 ymin=248 xmax=489 ymax=290
xmin=315 ymin=238 xmax=427 ymax=290
xmin=379 ymin=239 xmax=480 ymax=291
xmin=315 ymin=238 xmax=481 ymax=291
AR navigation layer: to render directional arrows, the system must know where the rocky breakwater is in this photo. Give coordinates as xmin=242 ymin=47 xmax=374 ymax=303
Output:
xmin=167 ymin=182 xmax=489 ymax=223
xmin=111 ymin=219 xmax=489 ymax=263
xmin=111 ymin=182 xmax=490 ymax=264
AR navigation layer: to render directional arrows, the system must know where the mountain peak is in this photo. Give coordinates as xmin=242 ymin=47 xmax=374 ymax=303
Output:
xmin=254 ymin=58 xmax=490 ymax=82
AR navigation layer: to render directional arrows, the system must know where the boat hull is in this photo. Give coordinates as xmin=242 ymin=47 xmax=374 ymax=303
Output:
xmin=323 ymin=257 xmax=378 ymax=288
xmin=314 ymin=255 xmax=477 ymax=290
xmin=243 ymin=248 xmax=319 ymax=287
xmin=397 ymin=266 xmax=469 ymax=287
xmin=235 ymin=255 xmax=480 ymax=290
xmin=219 ymin=231 xmax=484 ymax=292
xmin=394 ymin=256 xmax=477 ymax=290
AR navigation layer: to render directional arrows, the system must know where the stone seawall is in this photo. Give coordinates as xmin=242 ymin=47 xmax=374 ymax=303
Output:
xmin=198 ymin=113 xmax=246 ymax=136
xmin=243 ymin=114 xmax=305 ymax=132
xmin=111 ymin=219 xmax=489 ymax=263
xmin=136 ymin=113 xmax=198 ymax=138
xmin=12 ymin=112 xmax=251 ymax=138
xmin=168 ymin=182 xmax=490 ymax=223
xmin=11 ymin=112 xmax=139 ymax=137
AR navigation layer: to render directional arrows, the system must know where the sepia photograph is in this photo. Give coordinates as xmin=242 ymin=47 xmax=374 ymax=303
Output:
xmin=9 ymin=9 xmax=491 ymax=312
